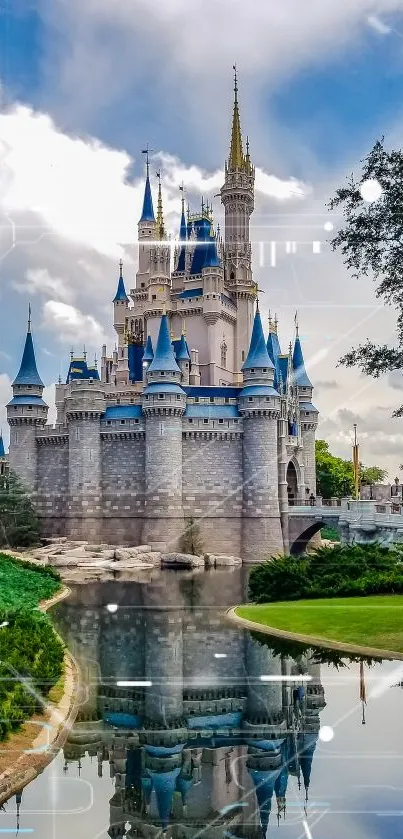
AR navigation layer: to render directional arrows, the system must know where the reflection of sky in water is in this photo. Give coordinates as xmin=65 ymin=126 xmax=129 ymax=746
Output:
xmin=1 ymin=569 xmax=403 ymax=839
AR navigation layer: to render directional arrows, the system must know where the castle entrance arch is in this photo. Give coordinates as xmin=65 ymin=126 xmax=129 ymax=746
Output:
xmin=287 ymin=461 xmax=298 ymax=507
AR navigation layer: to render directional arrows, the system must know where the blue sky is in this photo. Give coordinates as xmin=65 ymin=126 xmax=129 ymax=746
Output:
xmin=1 ymin=0 xmax=403 ymax=471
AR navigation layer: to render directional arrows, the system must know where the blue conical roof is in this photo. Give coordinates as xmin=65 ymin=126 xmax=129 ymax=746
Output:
xmin=204 ymin=236 xmax=221 ymax=269
xmin=148 ymin=314 xmax=181 ymax=374
xmin=13 ymin=328 xmax=44 ymax=387
xmin=267 ymin=326 xmax=281 ymax=390
xmin=148 ymin=768 xmax=181 ymax=831
xmin=242 ymin=308 xmax=274 ymax=371
xmin=298 ymin=732 xmax=317 ymax=794
xmin=0 ymin=434 xmax=5 ymax=458
xmin=142 ymin=334 xmax=154 ymax=362
xmin=113 ymin=262 xmax=129 ymax=302
xmin=293 ymin=335 xmax=312 ymax=387
xmin=249 ymin=769 xmax=278 ymax=835
xmin=140 ymin=170 xmax=155 ymax=223
xmin=176 ymin=333 xmax=190 ymax=361
xmin=176 ymin=204 xmax=187 ymax=272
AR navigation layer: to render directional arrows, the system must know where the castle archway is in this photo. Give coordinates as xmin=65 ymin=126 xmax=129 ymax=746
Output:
xmin=287 ymin=461 xmax=298 ymax=507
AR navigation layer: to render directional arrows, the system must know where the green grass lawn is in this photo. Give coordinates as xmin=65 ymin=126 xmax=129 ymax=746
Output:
xmin=236 ymin=596 xmax=403 ymax=653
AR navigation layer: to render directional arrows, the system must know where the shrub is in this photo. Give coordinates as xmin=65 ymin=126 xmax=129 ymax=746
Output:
xmin=248 ymin=543 xmax=403 ymax=603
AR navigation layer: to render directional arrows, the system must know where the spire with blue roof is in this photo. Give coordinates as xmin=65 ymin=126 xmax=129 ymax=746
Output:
xmin=267 ymin=313 xmax=281 ymax=390
xmin=292 ymin=315 xmax=312 ymax=388
xmin=140 ymin=147 xmax=155 ymax=224
xmin=148 ymin=314 xmax=181 ymax=376
xmin=142 ymin=334 xmax=154 ymax=364
xmin=113 ymin=259 xmax=129 ymax=303
xmin=242 ymin=302 xmax=274 ymax=374
xmin=0 ymin=432 xmax=5 ymax=459
xmin=176 ymin=187 xmax=187 ymax=273
xmin=13 ymin=305 xmax=44 ymax=389
xmin=147 ymin=768 xmax=181 ymax=832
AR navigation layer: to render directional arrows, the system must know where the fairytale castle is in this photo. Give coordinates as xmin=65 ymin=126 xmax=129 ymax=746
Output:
xmin=6 ymin=72 xmax=318 ymax=561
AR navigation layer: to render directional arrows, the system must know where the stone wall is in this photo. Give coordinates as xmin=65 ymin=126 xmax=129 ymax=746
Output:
xmin=101 ymin=433 xmax=145 ymax=544
xmin=36 ymin=439 xmax=69 ymax=535
xmin=182 ymin=433 xmax=243 ymax=555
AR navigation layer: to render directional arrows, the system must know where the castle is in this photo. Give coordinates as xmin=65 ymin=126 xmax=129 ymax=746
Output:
xmin=6 ymin=71 xmax=318 ymax=562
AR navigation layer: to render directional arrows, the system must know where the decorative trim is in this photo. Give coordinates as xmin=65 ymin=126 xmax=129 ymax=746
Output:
xmin=183 ymin=430 xmax=242 ymax=440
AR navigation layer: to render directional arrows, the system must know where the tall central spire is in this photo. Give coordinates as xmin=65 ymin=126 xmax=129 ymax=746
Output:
xmin=228 ymin=64 xmax=245 ymax=171
xmin=156 ymin=170 xmax=165 ymax=239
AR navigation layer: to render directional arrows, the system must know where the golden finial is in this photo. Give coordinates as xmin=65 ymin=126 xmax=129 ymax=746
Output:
xmin=228 ymin=64 xmax=245 ymax=171
xmin=156 ymin=170 xmax=165 ymax=239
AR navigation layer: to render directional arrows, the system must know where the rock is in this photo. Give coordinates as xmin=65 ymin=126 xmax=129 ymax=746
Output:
xmin=161 ymin=552 xmax=204 ymax=569
xmin=114 ymin=548 xmax=131 ymax=561
xmin=132 ymin=545 xmax=152 ymax=554
xmin=213 ymin=555 xmax=242 ymax=566
xmin=49 ymin=556 xmax=79 ymax=567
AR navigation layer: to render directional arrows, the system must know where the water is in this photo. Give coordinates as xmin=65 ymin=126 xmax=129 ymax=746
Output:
xmin=1 ymin=567 xmax=403 ymax=838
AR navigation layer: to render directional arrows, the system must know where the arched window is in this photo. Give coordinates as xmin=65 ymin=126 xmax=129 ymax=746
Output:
xmin=221 ymin=341 xmax=227 ymax=369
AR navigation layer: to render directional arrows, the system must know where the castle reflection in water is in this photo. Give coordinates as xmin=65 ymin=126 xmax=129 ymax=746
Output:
xmin=53 ymin=569 xmax=326 ymax=838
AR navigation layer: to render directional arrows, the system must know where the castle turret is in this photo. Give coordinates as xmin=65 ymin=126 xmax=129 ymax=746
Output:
xmin=202 ymin=233 xmax=225 ymax=383
xmin=136 ymin=150 xmax=156 ymax=290
xmin=142 ymin=334 xmax=154 ymax=383
xmin=142 ymin=313 xmax=186 ymax=550
xmin=238 ymin=304 xmax=283 ymax=561
xmin=221 ymin=68 xmax=256 ymax=380
xmin=176 ymin=331 xmax=190 ymax=385
xmin=65 ymin=374 xmax=105 ymax=541
xmin=149 ymin=174 xmax=170 ymax=310
xmin=268 ymin=317 xmax=289 ymax=549
xmin=7 ymin=308 xmax=48 ymax=491
xmin=113 ymin=259 xmax=129 ymax=332
xmin=293 ymin=321 xmax=318 ymax=496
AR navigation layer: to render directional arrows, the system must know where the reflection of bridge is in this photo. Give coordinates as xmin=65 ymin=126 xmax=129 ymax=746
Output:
xmin=289 ymin=498 xmax=403 ymax=555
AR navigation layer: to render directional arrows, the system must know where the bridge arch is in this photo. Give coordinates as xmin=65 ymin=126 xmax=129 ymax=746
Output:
xmin=289 ymin=520 xmax=325 ymax=556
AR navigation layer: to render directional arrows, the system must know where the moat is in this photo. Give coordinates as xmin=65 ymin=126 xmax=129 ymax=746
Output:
xmin=1 ymin=568 xmax=403 ymax=838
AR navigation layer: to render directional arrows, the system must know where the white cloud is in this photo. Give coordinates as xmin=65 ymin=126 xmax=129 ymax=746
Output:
xmin=13 ymin=268 xmax=74 ymax=303
xmin=42 ymin=300 xmax=106 ymax=348
xmin=367 ymin=14 xmax=392 ymax=34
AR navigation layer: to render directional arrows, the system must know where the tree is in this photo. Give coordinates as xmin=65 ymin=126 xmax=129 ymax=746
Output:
xmin=328 ymin=138 xmax=403 ymax=415
xmin=360 ymin=465 xmax=388 ymax=485
xmin=315 ymin=440 xmax=386 ymax=498
xmin=0 ymin=470 xmax=41 ymax=547
xmin=180 ymin=517 xmax=204 ymax=556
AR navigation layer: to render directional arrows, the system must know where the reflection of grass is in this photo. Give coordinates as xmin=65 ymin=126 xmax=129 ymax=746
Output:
xmin=237 ymin=595 xmax=403 ymax=654
xmin=320 ymin=526 xmax=340 ymax=542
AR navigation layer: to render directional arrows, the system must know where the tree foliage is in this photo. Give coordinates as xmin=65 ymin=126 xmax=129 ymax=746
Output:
xmin=0 ymin=554 xmax=63 ymax=741
xmin=180 ymin=517 xmax=204 ymax=556
xmin=0 ymin=470 xmax=41 ymax=547
xmin=248 ymin=543 xmax=403 ymax=604
xmin=315 ymin=439 xmax=387 ymax=498
xmin=328 ymin=138 xmax=403 ymax=414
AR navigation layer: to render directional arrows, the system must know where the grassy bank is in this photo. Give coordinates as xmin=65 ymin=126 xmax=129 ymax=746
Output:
xmin=0 ymin=554 xmax=64 ymax=741
xmin=236 ymin=596 xmax=403 ymax=654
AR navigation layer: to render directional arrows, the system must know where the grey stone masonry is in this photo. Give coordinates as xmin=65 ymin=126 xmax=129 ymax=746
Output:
xmin=65 ymin=379 xmax=105 ymax=540
xmin=241 ymin=414 xmax=283 ymax=562
xmin=143 ymin=412 xmax=185 ymax=551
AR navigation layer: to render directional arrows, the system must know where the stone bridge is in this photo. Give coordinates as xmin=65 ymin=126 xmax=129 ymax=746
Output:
xmin=288 ymin=498 xmax=403 ymax=555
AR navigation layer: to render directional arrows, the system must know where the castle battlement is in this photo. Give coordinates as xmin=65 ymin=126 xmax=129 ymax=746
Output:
xmin=6 ymin=70 xmax=318 ymax=562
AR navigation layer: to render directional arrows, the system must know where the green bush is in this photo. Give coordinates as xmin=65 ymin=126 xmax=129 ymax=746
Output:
xmin=0 ymin=553 xmax=64 ymax=741
xmin=248 ymin=543 xmax=403 ymax=603
xmin=320 ymin=526 xmax=341 ymax=542
xmin=0 ymin=470 xmax=41 ymax=548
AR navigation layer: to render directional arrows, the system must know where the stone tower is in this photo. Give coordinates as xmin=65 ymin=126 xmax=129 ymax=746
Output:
xmin=7 ymin=308 xmax=48 ymax=491
xmin=239 ymin=304 xmax=283 ymax=561
xmin=136 ymin=152 xmax=156 ymax=291
xmin=65 ymin=374 xmax=105 ymax=540
xmin=293 ymin=328 xmax=318 ymax=497
xmin=220 ymin=66 xmax=256 ymax=380
xmin=142 ymin=313 xmax=186 ymax=550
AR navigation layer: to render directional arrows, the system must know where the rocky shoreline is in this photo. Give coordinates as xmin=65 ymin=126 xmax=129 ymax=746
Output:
xmin=30 ymin=539 xmax=242 ymax=580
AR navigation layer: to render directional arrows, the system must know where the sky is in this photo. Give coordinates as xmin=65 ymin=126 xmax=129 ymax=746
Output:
xmin=1 ymin=0 xmax=403 ymax=476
